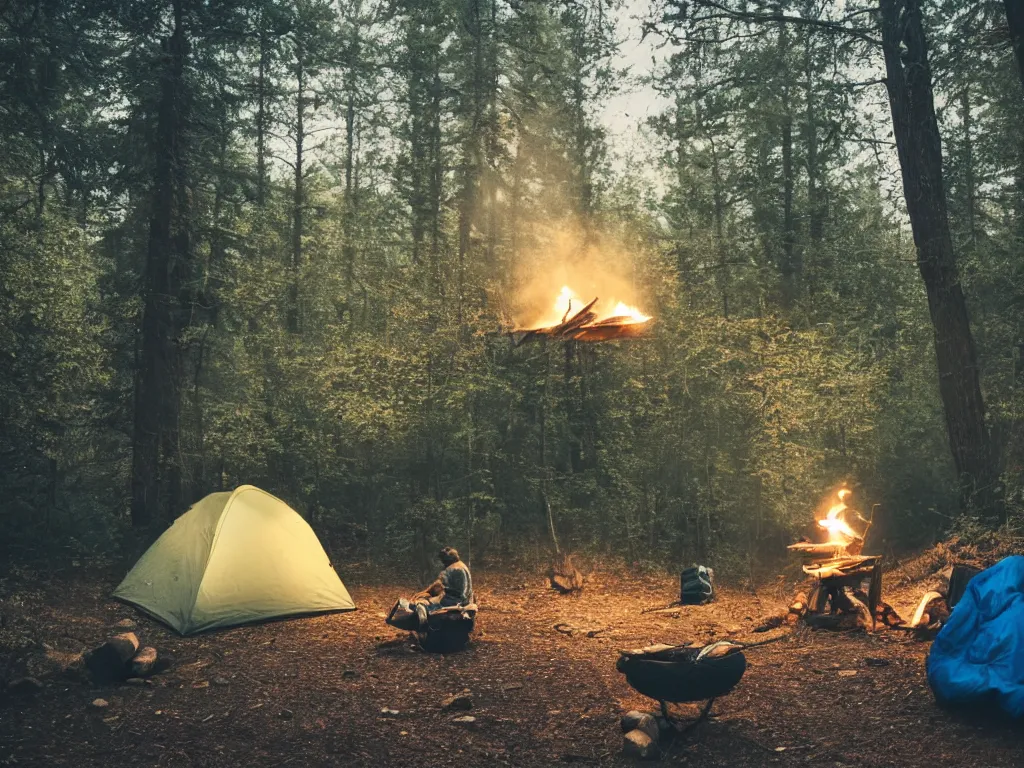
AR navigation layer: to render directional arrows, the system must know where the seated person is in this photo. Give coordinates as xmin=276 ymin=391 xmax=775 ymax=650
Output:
xmin=410 ymin=546 xmax=474 ymax=625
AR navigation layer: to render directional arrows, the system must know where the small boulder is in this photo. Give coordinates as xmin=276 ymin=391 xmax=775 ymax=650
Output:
xmin=442 ymin=692 xmax=473 ymax=711
xmin=633 ymin=713 xmax=660 ymax=742
xmin=91 ymin=698 xmax=110 ymax=709
xmin=623 ymin=728 xmax=659 ymax=760
xmin=452 ymin=715 xmax=476 ymax=725
xmin=84 ymin=633 xmax=140 ymax=683
xmin=6 ymin=677 xmax=43 ymax=696
xmin=130 ymin=647 xmax=158 ymax=677
xmin=620 ymin=710 xmax=647 ymax=732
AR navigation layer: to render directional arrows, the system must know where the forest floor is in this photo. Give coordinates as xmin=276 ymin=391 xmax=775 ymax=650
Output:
xmin=2 ymin=556 xmax=1023 ymax=767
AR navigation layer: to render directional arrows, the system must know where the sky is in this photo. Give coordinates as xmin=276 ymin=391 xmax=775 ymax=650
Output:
xmin=598 ymin=1 xmax=671 ymax=179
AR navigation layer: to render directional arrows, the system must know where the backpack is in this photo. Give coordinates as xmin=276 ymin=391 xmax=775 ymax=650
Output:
xmin=680 ymin=565 xmax=715 ymax=605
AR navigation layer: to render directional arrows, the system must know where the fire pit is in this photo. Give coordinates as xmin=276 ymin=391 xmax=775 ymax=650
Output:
xmin=788 ymin=489 xmax=882 ymax=630
xmin=510 ymin=287 xmax=652 ymax=346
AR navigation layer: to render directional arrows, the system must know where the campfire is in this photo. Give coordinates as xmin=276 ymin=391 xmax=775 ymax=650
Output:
xmin=511 ymin=286 xmax=653 ymax=346
xmin=787 ymin=488 xmax=889 ymax=630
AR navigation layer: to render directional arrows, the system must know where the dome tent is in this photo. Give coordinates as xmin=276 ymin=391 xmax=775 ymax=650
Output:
xmin=114 ymin=485 xmax=355 ymax=634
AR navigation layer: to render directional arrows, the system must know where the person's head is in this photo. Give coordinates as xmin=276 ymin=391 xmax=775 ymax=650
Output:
xmin=439 ymin=546 xmax=460 ymax=566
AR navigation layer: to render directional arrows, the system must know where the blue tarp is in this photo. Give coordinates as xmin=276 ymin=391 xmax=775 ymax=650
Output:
xmin=927 ymin=555 xmax=1024 ymax=717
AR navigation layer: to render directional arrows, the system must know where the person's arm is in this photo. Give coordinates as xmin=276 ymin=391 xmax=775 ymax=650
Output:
xmin=411 ymin=579 xmax=444 ymax=602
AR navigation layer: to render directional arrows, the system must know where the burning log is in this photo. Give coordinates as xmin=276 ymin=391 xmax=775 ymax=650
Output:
xmin=550 ymin=297 xmax=600 ymax=336
xmin=511 ymin=289 xmax=653 ymax=346
xmin=570 ymin=319 xmax=653 ymax=342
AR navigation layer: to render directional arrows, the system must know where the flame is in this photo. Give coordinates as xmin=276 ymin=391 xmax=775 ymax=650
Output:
xmin=817 ymin=488 xmax=861 ymax=546
xmin=526 ymin=286 xmax=651 ymax=329
xmin=609 ymin=301 xmax=652 ymax=323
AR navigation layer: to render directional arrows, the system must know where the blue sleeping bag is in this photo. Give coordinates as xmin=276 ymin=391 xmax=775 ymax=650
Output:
xmin=927 ymin=555 xmax=1024 ymax=717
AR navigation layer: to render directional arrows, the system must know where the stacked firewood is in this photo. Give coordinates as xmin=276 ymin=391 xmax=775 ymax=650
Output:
xmin=778 ymin=550 xmax=910 ymax=631
xmin=84 ymin=632 xmax=172 ymax=684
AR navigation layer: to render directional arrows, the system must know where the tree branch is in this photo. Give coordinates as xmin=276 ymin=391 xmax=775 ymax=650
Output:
xmin=681 ymin=0 xmax=882 ymax=47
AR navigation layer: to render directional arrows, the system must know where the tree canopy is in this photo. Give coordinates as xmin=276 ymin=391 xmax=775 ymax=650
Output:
xmin=1 ymin=0 xmax=1021 ymax=574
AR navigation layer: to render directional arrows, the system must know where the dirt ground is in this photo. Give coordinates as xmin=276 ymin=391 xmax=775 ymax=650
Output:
xmin=2 ymin=559 xmax=1024 ymax=768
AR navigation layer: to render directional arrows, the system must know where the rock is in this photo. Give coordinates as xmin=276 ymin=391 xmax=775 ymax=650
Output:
xmin=838 ymin=669 xmax=858 ymax=678
xmin=124 ymin=677 xmax=147 ymax=686
xmin=452 ymin=715 xmax=476 ymax=725
xmin=213 ymin=677 xmax=230 ymax=686
xmin=380 ymin=708 xmax=400 ymax=717
xmin=6 ymin=677 xmax=43 ymax=696
xmin=130 ymin=647 xmax=159 ymax=677
xmin=620 ymin=710 xmax=647 ymax=732
xmin=91 ymin=698 xmax=110 ymax=708
xmin=84 ymin=633 xmax=140 ymax=683
xmin=442 ymin=692 xmax=473 ymax=711
xmin=279 ymin=709 xmax=294 ymax=720
xmin=342 ymin=670 xmax=358 ymax=678
xmin=114 ymin=618 xmax=137 ymax=629
xmin=865 ymin=657 xmax=890 ymax=667
xmin=634 ymin=713 xmax=660 ymax=742
xmin=623 ymin=729 xmax=659 ymax=760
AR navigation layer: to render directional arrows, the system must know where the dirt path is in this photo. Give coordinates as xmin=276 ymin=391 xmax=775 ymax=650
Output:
xmin=2 ymin=562 xmax=1023 ymax=767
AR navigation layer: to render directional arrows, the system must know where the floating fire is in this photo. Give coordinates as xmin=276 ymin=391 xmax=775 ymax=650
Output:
xmin=512 ymin=286 xmax=653 ymax=346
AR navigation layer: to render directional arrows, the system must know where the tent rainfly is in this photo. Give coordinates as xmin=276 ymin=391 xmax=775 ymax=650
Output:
xmin=113 ymin=485 xmax=355 ymax=634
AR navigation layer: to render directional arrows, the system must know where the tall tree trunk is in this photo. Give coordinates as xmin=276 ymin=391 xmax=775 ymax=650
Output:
xmin=256 ymin=14 xmax=269 ymax=207
xmin=1004 ymin=0 xmax=1024 ymax=95
xmin=131 ymin=0 xmax=189 ymax=526
xmin=879 ymin=0 xmax=1001 ymax=520
xmin=288 ymin=40 xmax=304 ymax=334
xmin=428 ymin=71 xmax=443 ymax=296
xmin=960 ymin=86 xmax=976 ymax=248
xmin=343 ymin=86 xmax=357 ymax=290
xmin=780 ymin=110 xmax=797 ymax=306
xmin=709 ymin=134 xmax=730 ymax=319
xmin=485 ymin=0 xmax=499 ymax=272
xmin=802 ymin=9 xmax=824 ymax=301
xmin=778 ymin=22 xmax=798 ymax=308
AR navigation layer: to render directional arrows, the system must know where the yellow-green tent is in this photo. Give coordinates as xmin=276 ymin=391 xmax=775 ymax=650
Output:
xmin=113 ymin=485 xmax=355 ymax=634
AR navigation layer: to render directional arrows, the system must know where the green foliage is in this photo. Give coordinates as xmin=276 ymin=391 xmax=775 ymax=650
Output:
xmin=1 ymin=0 xmax=1019 ymax=575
